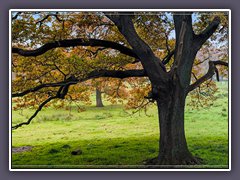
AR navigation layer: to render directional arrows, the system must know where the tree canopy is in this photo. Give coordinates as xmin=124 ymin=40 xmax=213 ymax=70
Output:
xmin=11 ymin=11 xmax=229 ymax=165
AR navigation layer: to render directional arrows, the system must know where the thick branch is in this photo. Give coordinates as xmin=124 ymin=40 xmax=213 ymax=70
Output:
xmin=173 ymin=13 xmax=194 ymax=44
xmin=88 ymin=69 xmax=146 ymax=79
xmin=12 ymin=69 xmax=146 ymax=98
xmin=12 ymin=76 xmax=78 ymax=97
xmin=194 ymin=17 xmax=221 ymax=50
xmin=188 ymin=60 xmax=228 ymax=92
xmin=172 ymin=14 xmax=196 ymax=88
xmin=12 ymin=38 xmax=138 ymax=59
xmin=106 ymin=13 xmax=168 ymax=86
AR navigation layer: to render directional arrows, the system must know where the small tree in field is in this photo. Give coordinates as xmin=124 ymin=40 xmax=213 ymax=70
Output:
xmin=11 ymin=11 xmax=229 ymax=165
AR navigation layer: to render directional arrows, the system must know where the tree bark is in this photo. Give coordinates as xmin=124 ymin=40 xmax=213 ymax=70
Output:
xmin=96 ymin=88 xmax=104 ymax=107
xmin=147 ymin=81 xmax=201 ymax=166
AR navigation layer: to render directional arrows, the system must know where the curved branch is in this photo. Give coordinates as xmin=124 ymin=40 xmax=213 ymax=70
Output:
xmin=194 ymin=17 xmax=221 ymax=50
xmin=12 ymin=76 xmax=78 ymax=97
xmin=12 ymin=38 xmax=138 ymax=59
xmin=12 ymin=95 xmax=58 ymax=130
xmin=12 ymin=69 xmax=146 ymax=98
xmin=187 ymin=60 xmax=228 ymax=92
xmin=12 ymin=82 xmax=71 ymax=130
xmin=12 ymin=69 xmax=146 ymax=129
xmin=36 ymin=12 xmax=63 ymax=26
xmin=213 ymin=60 xmax=228 ymax=67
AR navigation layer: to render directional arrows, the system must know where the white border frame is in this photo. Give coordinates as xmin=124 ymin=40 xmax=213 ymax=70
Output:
xmin=9 ymin=9 xmax=231 ymax=172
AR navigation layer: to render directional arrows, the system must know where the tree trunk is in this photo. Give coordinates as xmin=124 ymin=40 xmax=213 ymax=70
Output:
xmin=96 ymin=88 xmax=104 ymax=107
xmin=148 ymin=83 xmax=201 ymax=166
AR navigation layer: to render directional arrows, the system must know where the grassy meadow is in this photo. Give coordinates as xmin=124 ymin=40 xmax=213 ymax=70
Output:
xmin=11 ymin=82 xmax=229 ymax=169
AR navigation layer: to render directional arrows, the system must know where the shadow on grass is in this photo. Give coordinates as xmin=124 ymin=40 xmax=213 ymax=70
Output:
xmin=12 ymin=136 xmax=228 ymax=169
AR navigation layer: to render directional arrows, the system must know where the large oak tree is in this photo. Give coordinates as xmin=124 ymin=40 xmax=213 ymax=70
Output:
xmin=11 ymin=11 xmax=229 ymax=165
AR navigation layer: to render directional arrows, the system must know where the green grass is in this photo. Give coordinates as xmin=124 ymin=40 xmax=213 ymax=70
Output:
xmin=11 ymin=82 xmax=229 ymax=169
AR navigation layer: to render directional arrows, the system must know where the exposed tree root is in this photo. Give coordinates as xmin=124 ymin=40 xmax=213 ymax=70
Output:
xmin=144 ymin=156 xmax=203 ymax=168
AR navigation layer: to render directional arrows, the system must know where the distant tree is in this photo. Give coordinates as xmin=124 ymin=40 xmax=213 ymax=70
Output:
xmin=11 ymin=11 xmax=228 ymax=165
